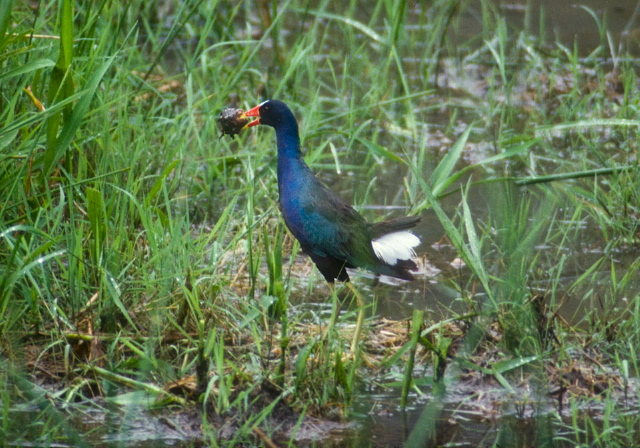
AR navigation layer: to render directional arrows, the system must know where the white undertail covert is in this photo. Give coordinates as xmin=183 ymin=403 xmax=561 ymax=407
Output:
xmin=371 ymin=231 xmax=420 ymax=266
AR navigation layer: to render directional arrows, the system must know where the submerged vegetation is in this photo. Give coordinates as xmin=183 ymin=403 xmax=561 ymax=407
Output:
xmin=1 ymin=0 xmax=640 ymax=446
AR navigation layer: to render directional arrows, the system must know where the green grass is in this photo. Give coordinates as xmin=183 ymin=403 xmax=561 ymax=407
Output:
xmin=2 ymin=0 xmax=640 ymax=446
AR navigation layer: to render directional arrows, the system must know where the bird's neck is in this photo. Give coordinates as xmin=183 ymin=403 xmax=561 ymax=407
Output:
xmin=274 ymin=123 xmax=316 ymax=203
xmin=276 ymin=123 xmax=302 ymax=159
xmin=274 ymin=121 xmax=302 ymax=160
xmin=275 ymin=123 xmax=308 ymax=178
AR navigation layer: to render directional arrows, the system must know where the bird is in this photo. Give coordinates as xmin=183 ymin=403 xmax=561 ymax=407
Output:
xmin=241 ymin=99 xmax=420 ymax=283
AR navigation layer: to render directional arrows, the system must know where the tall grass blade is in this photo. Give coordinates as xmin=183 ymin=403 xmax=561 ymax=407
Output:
xmin=0 ymin=0 xmax=14 ymax=53
xmin=440 ymin=139 xmax=538 ymax=193
xmin=354 ymin=135 xmax=406 ymax=164
xmin=223 ymin=0 xmax=293 ymax=94
xmin=144 ymin=159 xmax=180 ymax=207
xmin=541 ymin=118 xmax=640 ymax=131
xmin=401 ymin=309 xmax=423 ymax=408
xmin=42 ymin=54 xmax=116 ymax=178
xmin=461 ymin=190 xmax=483 ymax=273
xmin=104 ymin=271 xmax=137 ymax=331
xmin=390 ymin=0 xmax=407 ymax=46
xmin=0 ymin=59 xmax=55 ymax=82
xmin=0 ymin=91 xmax=84 ymax=142
xmin=404 ymin=380 xmax=446 ymax=447
xmin=296 ymin=8 xmax=385 ymax=43
xmin=516 ymin=165 xmax=638 ymax=185
xmin=46 ymin=0 xmax=75 ymax=151
xmin=430 ymin=126 xmax=471 ymax=196
xmin=143 ymin=0 xmax=207 ymax=81
xmin=411 ymin=162 xmax=495 ymax=304
xmin=86 ymin=187 xmax=106 ymax=253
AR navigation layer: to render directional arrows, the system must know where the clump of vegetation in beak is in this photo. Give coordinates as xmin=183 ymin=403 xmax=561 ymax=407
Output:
xmin=217 ymin=107 xmax=250 ymax=138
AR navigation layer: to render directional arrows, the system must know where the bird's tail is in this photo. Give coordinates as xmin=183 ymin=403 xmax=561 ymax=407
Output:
xmin=370 ymin=216 xmax=420 ymax=238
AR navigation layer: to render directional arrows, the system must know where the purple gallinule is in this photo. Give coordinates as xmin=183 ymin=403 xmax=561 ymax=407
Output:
xmin=243 ymin=100 xmax=420 ymax=283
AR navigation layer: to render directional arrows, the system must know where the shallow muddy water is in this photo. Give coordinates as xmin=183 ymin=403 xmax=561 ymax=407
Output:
xmin=461 ymin=0 xmax=640 ymax=56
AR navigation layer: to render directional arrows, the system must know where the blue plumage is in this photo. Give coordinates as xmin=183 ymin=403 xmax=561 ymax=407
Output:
xmin=244 ymin=100 xmax=420 ymax=282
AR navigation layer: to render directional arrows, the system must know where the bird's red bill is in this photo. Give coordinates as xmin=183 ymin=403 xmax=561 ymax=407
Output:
xmin=241 ymin=104 xmax=261 ymax=128
xmin=244 ymin=104 xmax=261 ymax=117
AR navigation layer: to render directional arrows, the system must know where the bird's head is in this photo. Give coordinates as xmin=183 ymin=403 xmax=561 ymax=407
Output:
xmin=241 ymin=99 xmax=296 ymax=129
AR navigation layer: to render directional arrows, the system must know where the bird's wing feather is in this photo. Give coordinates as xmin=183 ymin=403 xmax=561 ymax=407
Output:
xmin=299 ymin=184 xmax=369 ymax=261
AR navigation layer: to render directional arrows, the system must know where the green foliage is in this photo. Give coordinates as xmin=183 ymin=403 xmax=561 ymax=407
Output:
xmin=401 ymin=309 xmax=423 ymax=408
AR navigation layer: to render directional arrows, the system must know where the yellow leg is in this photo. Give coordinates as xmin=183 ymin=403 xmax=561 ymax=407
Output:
xmin=320 ymin=282 xmax=342 ymax=350
xmin=346 ymin=282 xmax=365 ymax=354
xmin=327 ymin=283 xmax=339 ymax=335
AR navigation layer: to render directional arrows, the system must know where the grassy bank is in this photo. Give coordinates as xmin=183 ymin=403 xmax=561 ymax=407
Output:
xmin=1 ymin=0 xmax=640 ymax=446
